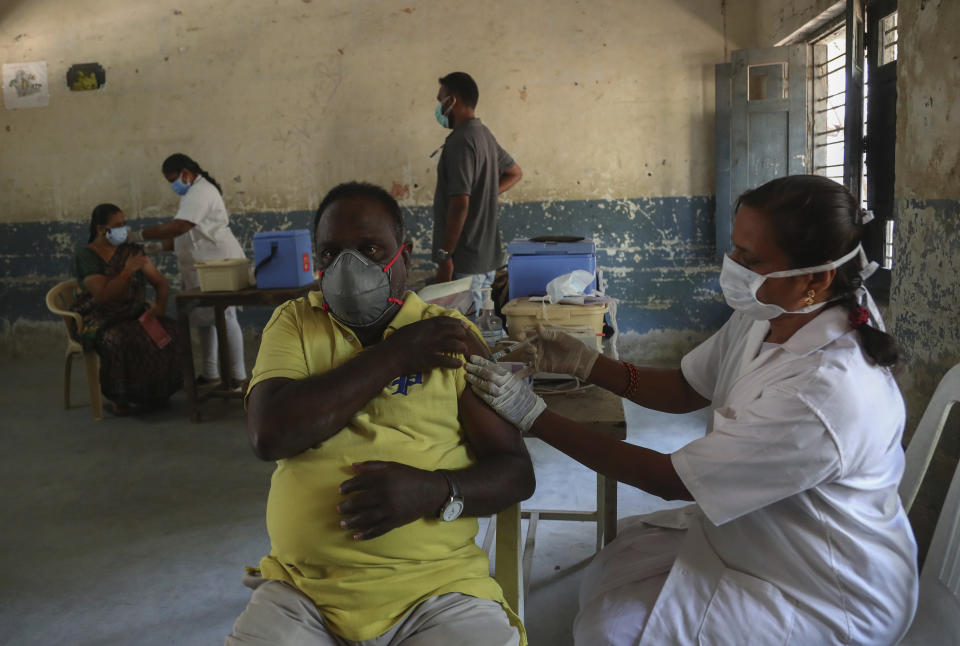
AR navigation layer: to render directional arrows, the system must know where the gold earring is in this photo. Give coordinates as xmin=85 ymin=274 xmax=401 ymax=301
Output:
xmin=804 ymin=290 xmax=815 ymax=306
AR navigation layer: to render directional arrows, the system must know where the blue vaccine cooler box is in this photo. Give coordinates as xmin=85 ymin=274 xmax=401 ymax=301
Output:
xmin=253 ymin=230 xmax=315 ymax=288
xmin=506 ymin=237 xmax=596 ymax=298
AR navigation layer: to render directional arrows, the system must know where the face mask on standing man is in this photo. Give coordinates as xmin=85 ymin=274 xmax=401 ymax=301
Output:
xmin=435 ymin=96 xmax=454 ymax=129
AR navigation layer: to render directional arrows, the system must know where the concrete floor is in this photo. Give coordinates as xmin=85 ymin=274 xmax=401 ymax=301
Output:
xmin=0 ymin=353 xmax=706 ymax=646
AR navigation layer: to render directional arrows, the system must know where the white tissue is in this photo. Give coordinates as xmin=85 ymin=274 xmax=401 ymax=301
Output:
xmin=544 ymin=270 xmax=595 ymax=304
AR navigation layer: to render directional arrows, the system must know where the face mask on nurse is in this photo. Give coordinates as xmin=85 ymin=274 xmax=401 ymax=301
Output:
xmin=171 ymin=172 xmax=191 ymax=196
xmin=719 ymin=244 xmax=864 ymax=320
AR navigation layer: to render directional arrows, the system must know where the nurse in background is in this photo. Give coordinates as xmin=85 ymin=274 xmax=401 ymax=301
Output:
xmin=130 ymin=153 xmax=247 ymax=390
xmin=466 ymin=175 xmax=918 ymax=645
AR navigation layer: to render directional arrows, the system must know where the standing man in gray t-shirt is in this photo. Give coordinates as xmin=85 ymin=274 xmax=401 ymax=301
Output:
xmin=432 ymin=71 xmax=523 ymax=317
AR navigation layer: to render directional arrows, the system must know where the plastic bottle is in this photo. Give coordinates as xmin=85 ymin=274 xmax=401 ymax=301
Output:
xmin=476 ymin=287 xmax=506 ymax=347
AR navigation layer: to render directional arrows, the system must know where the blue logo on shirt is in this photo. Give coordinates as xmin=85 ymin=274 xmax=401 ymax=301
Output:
xmin=390 ymin=373 xmax=423 ymax=396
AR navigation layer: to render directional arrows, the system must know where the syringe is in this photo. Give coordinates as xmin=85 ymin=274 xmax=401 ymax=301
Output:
xmin=489 ymin=334 xmax=539 ymax=362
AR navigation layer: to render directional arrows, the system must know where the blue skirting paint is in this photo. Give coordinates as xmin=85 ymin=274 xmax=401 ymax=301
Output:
xmin=1 ymin=196 xmax=731 ymax=334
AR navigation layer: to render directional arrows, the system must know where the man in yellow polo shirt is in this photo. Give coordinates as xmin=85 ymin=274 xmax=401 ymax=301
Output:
xmin=226 ymin=182 xmax=534 ymax=646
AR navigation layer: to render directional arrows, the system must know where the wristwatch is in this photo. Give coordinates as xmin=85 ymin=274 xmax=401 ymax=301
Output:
xmin=436 ymin=248 xmax=453 ymax=262
xmin=437 ymin=470 xmax=464 ymax=521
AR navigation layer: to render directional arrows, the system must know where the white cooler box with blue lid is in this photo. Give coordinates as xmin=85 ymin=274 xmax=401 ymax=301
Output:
xmin=253 ymin=230 xmax=315 ymax=288
xmin=506 ymin=236 xmax=596 ymax=298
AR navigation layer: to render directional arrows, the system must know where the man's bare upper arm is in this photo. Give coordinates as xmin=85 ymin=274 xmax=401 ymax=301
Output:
xmin=246 ymin=377 xmax=293 ymax=452
xmin=457 ymin=330 xmax=529 ymax=459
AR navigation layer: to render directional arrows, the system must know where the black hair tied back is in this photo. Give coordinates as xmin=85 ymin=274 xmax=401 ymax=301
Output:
xmin=162 ymin=153 xmax=223 ymax=195
xmin=736 ymin=175 xmax=902 ymax=369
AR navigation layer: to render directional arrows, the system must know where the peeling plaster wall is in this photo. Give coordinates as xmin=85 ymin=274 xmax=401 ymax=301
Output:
xmin=888 ymin=0 xmax=960 ymax=427
xmin=0 ymin=0 xmax=758 ymax=213
xmin=2 ymin=196 xmax=727 ymax=339
xmin=891 ymin=199 xmax=960 ymax=424
xmin=886 ymin=0 xmax=960 ymax=560
xmin=754 ymin=0 xmax=841 ymax=44
xmin=0 ymin=0 xmax=762 ymax=357
xmin=893 ymin=2 xmax=960 ymax=201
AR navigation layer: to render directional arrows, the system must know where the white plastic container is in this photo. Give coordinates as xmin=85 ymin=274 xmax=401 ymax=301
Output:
xmin=417 ymin=276 xmax=474 ymax=314
xmin=502 ymin=298 xmax=607 ymax=351
xmin=195 ymin=258 xmax=251 ymax=292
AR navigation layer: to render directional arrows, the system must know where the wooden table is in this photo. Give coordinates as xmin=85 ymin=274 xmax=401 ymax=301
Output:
xmin=490 ymin=383 xmax=627 ymax=619
xmin=174 ymin=284 xmax=317 ymax=422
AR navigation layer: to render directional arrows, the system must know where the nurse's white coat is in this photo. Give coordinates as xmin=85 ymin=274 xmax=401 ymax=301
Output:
xmin=170 ymin=176 xmax=245 ymax=327
xmin=172 ymin=175 xmax=245 ymax=291
xmin=584 ymin=308 xmax=918 ymax=645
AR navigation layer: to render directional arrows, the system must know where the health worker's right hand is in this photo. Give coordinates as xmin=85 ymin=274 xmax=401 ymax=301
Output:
xmin=383 ymin=316 xmax=471 ymax=374
xmin=528 ymin=324 xmax=599 ymax=381
xmin=465 ymin=356 xmax=546 ymax=433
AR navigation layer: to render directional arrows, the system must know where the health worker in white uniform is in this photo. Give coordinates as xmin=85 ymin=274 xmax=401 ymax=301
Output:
xmin=466 ymin=175 xmax=919 ymax=645
xmin=131 ymin=153 xmax=247 ymax=390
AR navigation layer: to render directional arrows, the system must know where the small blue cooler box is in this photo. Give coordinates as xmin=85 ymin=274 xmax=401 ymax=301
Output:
xmin=253 ymin=230 xmax=315 ymax=288
xmin=507 ymin=237 xmax=596 ymax=298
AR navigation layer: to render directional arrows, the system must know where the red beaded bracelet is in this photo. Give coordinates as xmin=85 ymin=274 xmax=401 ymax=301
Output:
xmin=621 ymin=361 xmax=641 ymax=400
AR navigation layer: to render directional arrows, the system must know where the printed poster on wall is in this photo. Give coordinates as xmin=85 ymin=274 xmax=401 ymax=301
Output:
xmin=3 ymin=61 xmax=50 ymax=109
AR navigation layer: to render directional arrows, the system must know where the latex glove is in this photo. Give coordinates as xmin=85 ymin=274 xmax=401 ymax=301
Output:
xmin=465 ymin=356 xmax=546 ymax=432
xmin=529 ymin=324 xmax=599 ymax=381
xmin=127 ymin=229 xmax=144 ymax=243
xmin=142 ymin=241 xmax=165 ymax=254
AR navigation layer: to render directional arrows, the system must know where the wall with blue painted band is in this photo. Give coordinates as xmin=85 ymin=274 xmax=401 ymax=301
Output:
xmin=0 ymin=196 xmax=730 ymax=336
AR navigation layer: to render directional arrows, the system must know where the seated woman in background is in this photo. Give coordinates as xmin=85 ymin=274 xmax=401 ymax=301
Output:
xmin=73 ymin=203 xmax=182 ymax=415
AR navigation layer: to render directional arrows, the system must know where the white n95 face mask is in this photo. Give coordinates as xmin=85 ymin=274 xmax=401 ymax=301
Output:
xmin=719 ymin=244 xmax=864 ymax=320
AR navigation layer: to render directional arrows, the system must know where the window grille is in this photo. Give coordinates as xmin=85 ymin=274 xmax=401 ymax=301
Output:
xmin=813 ymin=26 xmax=848 ymax=187
xmin=879 ymin=11 xmax=899 ymax=66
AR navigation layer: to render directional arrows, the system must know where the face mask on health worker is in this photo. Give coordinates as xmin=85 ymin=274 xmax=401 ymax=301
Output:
xmin=718 ymin=244 xmax=863 ymax=320
xmin=435 ymin=100 xmax=452 ymax=129
xmin=171 ymin=175 xmax=191 ymax=196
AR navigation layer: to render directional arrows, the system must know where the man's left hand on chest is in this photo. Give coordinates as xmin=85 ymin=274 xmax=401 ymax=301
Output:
xmin=337 ymin=461 xmax=448 ymax=540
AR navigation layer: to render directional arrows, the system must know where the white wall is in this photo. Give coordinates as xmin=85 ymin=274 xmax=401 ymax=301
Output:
xmin=0 ymin=0 xmax=759 ymax=225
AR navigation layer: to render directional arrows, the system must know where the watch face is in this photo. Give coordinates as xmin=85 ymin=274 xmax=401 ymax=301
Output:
xmin=442 ymin=499 xmax=464 ymax=522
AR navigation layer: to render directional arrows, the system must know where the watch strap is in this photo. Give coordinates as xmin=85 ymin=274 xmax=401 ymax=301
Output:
xmin=437 ymin=469 xmax=461 ymax=500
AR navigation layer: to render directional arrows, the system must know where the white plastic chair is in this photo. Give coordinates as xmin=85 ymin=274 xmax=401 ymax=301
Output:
xmin=898 ymin=429 xmax=960 ymax=644
xmin=45 ymin=280 xmax=103 ymax=420
xmin=896 ymin=362 xmax=960 ymax=643
xmin=899 ymin=363 xmax=960 ymax=513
